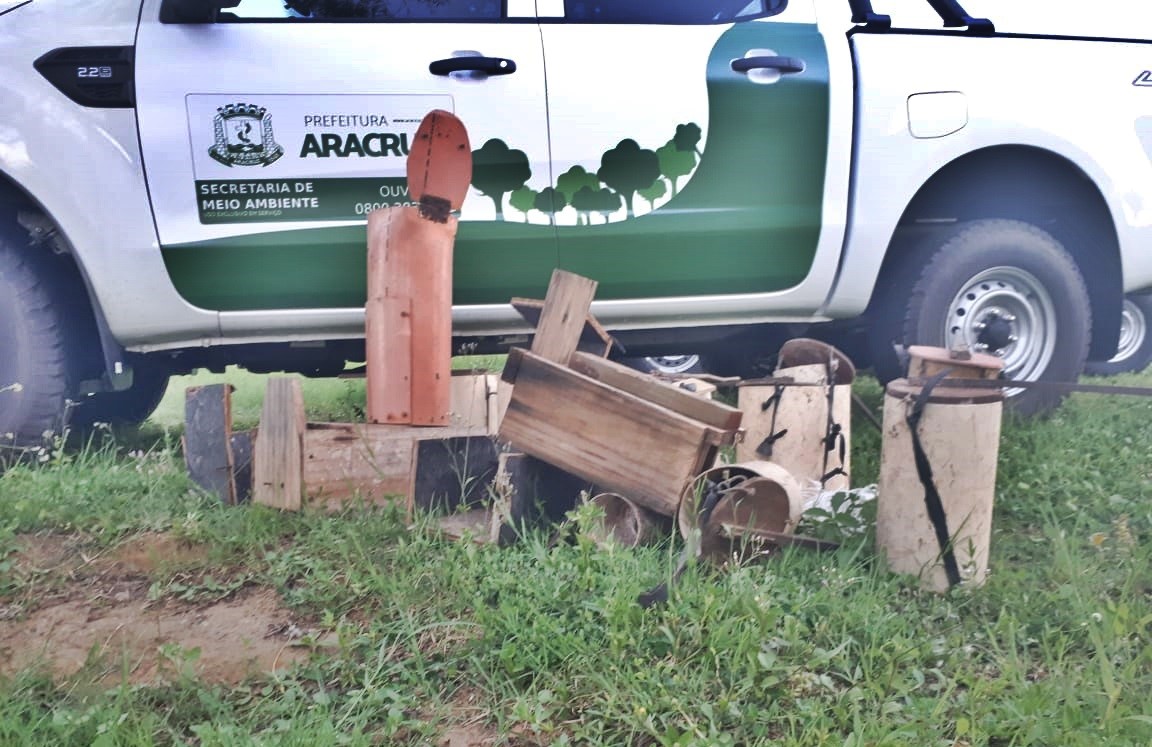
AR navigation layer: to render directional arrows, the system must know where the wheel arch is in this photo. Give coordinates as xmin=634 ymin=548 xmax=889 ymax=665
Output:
xmin=870 ymin=144 xmax=1122 ymax=360
xmin=0 ymin=168 xmax=125 ymax=390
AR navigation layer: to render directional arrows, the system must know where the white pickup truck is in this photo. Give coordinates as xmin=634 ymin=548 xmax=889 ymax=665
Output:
xmin=2 ymin=0 xmax=1151 ymax=446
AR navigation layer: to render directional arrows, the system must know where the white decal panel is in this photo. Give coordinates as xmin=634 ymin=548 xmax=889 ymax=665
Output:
xmin=186 ymin=94 xmax=451 ymax=224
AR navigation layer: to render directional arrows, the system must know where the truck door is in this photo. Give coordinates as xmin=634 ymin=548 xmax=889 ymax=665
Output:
xmin=540 ymin=0 xmax=830 ymax=301
xmin=135 ymin=0 xmax=553 ymax=313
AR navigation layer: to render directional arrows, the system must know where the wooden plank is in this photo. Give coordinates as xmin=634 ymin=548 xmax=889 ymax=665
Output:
xmin=527 ymin=270 xmax=599 ymax=365
xmin=408 ymin=211 xmax=457 ymax=425
xmin=510 ymin=297 xmax=614 ymax=358
xmin=365 ymin=206 xmax=457 ymax=426
xmin=366 ymin=294 xmax=412 ymax=424
xmin=497 ymin=351 xmax=723 ymax=516
xmin=253 ymin=377 xmax=306 ymax=511
xmin=674 ymin=378 xmax=718 ymax=399
xmin=365 ymin=208 xmax=414 ymax=424
xmin=448 ymin=372 xmax=498 ymax=433
xmin=303 ymin=421 xmax=488 ymax=511
xmin=500 ymin=345 xmax=527 ymax=386
xmin=567 ymin=351 xmax=743 ymax=433
xmin=409 ymin=435 xmax=499 ymax=515
xmin=183 ymin=383 xmax=236 ymax=504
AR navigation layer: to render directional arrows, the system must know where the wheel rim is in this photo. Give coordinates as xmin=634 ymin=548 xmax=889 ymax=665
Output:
xmin=943 ymin=266 xmax=1057 ymax=385
xmin=644 ymin=355 xmax=701 ymax=374
xmin=1108 ymin=298 xmax=1147 ymax=364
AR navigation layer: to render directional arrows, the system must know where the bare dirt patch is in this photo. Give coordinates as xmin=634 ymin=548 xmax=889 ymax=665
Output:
xmin=10 ymin=531 xmax=210 ymax=584
xmin=1 ymin=532 xmax=319 ymax=685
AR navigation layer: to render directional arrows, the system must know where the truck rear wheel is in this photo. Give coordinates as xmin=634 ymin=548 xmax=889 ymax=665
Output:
xmin=0 ymin=238 xmax=71 ymax=448
xmin=871 ymin=219 xmax=1091 ymax=416
xmin=1084 ymin=293 xmax=1152 ymax=376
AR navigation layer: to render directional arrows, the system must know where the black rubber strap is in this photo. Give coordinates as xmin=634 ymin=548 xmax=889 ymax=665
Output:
xmin=756 ymin=385 xmax=788 ymax=458
xmin=820 ymin=354 xmax=847 ymax=488
xmin=905 ymin=369 xmax=963 ymax=588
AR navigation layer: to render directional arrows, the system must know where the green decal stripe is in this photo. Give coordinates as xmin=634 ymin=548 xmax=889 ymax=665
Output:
xmin=162 ymin=221 xmax=558 ymax=311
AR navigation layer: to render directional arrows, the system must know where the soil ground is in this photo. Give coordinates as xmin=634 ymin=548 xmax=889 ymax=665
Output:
xmin=1 ymin=531 xmax=506 ymax=745
xmin=0 ymin=533 xmax=313 ymax=685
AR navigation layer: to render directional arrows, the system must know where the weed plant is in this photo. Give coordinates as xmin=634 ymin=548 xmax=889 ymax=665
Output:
xmin=0 ymin=371 xmax=1149 ymax=745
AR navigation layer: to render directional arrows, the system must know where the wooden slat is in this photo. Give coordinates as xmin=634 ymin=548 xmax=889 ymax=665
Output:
xmin=527 ymin=270 xmax=599 ymax=365
xmin=253 ymin=377 xmax=306 ymax=511
xmin=365 ymin=206 xmax=457 ymax=426
xmin=366 ymin=208 xmax=413 ymax=424
xmin=568 ymin=351 xmax=743 ymax=432
xmin=500 ymin=346 xmax=527 ymax=386
xmin=497 ymin=351 xmax=722 ymax=516
xmin=183 ymin=383 xmax=236 ymax=504
xmin=303 ymin=422 xmax=488 ymax=511
xmin=408 ymin=212 xmax=457 ymax=425
xmin=367 ymin=295 xmax=412 ymax=423
xmin=510 ymin=297 xmax=614 ymax=358
xmin=448 ymin=372 xmax=499 ymax=433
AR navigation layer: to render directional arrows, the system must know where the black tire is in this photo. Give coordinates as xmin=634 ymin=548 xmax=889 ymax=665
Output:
xmin=0 ymin=239 xmax=71 ymax=447
xmin=1084 ymin=293 xmax=1152 ymax=376
xmin=869 ymin=219 xmax=1091 ymax=416
xmin=69 ymin=355 xmax=172 ymax=429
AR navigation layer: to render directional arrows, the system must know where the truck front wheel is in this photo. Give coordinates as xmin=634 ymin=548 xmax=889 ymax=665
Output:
xmin=70 ymin=356 xmax=172 ymax=430
xmin=871 ymin=219 xmax=1091 ymax=416
xmin=0 ymin=237 xmax=71 ymax=448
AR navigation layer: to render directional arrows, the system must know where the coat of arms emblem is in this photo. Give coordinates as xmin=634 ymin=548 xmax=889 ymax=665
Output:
xmin=209 ymin=103 xmax=284 ymax=167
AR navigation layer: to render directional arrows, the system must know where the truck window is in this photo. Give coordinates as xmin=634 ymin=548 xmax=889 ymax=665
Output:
xmin=561 ymin=0 xmax=786 ymax=24
xmin=228 ymin=0 xmax=503 ymax=20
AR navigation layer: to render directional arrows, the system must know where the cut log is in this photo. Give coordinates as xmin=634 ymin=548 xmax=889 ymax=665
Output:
xmin=253 ymin=377 xmax=306 ymax=511
xmin=588 ymin=492 xmax=669 ymax=548
xmin=183 ymin=383 xmax=237 ymax=504
xmin=737 ymin=362 xmax=852 ymax=493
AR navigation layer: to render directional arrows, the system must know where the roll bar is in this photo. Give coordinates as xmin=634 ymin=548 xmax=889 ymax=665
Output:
xmin=847 ymin=0 xmax=995 ymax=35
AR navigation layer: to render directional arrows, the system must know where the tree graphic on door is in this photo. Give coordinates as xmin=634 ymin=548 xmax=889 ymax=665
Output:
xmin=470 ymin=124 xmax=702 ymax=224
xmin=470 ymin=139 xmax=531 ymax=221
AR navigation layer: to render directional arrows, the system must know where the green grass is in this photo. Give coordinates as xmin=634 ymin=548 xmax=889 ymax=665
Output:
xmin=1 ymin=369 xmax=1151 ymax=746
